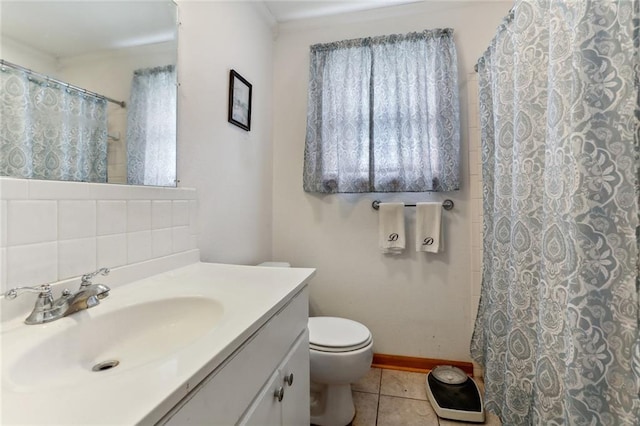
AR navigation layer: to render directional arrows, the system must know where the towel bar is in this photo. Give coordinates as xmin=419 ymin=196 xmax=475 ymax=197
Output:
xmin=371 ymin=199 xmax=454 ymax=211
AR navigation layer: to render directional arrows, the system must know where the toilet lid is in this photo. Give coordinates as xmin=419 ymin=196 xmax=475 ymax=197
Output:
xmin=308 ymin=317 xmax=372 ymax=352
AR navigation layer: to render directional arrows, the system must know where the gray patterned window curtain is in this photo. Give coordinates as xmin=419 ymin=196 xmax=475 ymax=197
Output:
xmin=0 ymin=66 xmax=108 ymax=182
xmin=303 ymin=29 xmax=460 ymax=193
xmin=470 ymin=1 xmax=639 ymax=424
xmin=126 ymin=65 xmax=176 ymax=186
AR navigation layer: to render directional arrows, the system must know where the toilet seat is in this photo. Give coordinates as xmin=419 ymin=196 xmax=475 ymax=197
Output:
xmin=309 ymin=317 xmax=372 ymax=353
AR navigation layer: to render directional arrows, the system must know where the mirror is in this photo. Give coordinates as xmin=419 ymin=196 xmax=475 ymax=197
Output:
xmin=1 ymin=1 xmax=178 ymax=186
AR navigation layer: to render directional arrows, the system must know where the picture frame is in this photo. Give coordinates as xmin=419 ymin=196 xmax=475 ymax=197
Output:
xmin=228 ymin=69 xmax=252 ymax=131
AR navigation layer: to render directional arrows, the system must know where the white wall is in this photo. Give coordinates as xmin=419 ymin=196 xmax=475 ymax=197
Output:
xmin=1 ymin=37 xmax=60 ymax=77
xmin=177 ymin=1 xmax=275 ymax=265
xmin=272 ymin=1 xmax=508 ymax=361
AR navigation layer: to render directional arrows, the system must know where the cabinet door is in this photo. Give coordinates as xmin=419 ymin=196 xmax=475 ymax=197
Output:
xmin=240 ymin=369 xmax=283 ymax=426
xmin=239 ymin=331 xmax=310 ymax=426
xmin=281 ymin=331 xmax=310 ymax=426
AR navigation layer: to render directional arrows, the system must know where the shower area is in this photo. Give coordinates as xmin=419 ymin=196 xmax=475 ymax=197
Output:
xmin=470 ymin=0 xmax=639 ymax=424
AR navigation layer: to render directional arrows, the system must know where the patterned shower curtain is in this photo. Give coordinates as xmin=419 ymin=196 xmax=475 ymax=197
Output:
xmin=126 ymin=65 xmax=176 ymax=187
xmin=0 ymin=65 xmax=108 ymax=182
xmin=470 ymin=0 xmax=639 ymax=424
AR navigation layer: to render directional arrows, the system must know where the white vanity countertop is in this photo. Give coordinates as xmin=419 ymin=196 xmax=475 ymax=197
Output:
xmin=1 ymin=262 xmax=316 ymax=425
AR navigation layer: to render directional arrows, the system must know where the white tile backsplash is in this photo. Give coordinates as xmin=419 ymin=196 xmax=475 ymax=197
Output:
xmin=472 ymin=271 xmax=482 ymax=297
xmin=172 ymin=226 xmax=191 ymax=253
xmin=1 ymin=178 xmax=198 ymax=288
xmin=152 ymin=200 xmax=173 ymax=229
xmin=0 ymin=178 xmax=29 ymax=200
xmin=469 ymin=129 xmax=481 ymax=151
xmin=7 ymin=242 xmax=57 ymax=287
xmin=59 ymin=237 xmax=97 ymax=280
xmin=28 ymin=179 xmax=91 ymax=200
xmin=1 ymin=200 xmax=6 ymax=247
xmin=469 ymin=155 xmax=480 ymax=177
xmin=471 ymin=179 xmax=482 ymax=198
xmin=97 ymin=200 xmax=127 ymax=236
xmin=127 ymin=200 xmax=152 ymax=232
xmin=471 ymin=221 xmax=481 ymax=249
xmin=97 ymin=234 xmax=128 ymax=269
xmin=128 ymin=230 xmax=152 ymax=264
xmin=1 ymin=248 xmax=7 ymax=292
xmin=189 ymin=200 xmax=198 ymax=234
xmin=172 ymin=200 xmax=189 ymax=226
xmin=8 ymin=200 xmax=58 ymax=246
xmin=59 ymin=201 xmax=97 ymax=240
xmin=468 ymin=73 xmax=483 ymax=331
xmin=90 ymin=183 xmax=139 ymax=200
xmin=469 ymin=149 xmax=480 ymax=175
xmin=152 ymin=228 xmax=173 ymax=258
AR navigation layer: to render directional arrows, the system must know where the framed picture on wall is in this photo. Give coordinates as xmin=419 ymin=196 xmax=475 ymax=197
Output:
xmin=228 ymin=69 xmax=252 ymax=131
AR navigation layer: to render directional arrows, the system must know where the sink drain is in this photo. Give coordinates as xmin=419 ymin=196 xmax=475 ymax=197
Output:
xmin=92 ymin=360 xmax=120 ymax=372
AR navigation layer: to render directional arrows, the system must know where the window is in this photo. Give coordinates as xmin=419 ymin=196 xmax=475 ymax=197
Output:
xmin=303 ymin=29 xmax=460 ymax=193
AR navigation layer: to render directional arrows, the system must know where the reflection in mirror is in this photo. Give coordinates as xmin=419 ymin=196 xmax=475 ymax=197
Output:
xmin=0 ymin=1 xmax=178 ymax=186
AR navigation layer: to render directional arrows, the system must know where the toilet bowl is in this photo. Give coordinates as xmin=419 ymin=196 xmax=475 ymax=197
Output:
xmin=309 ymin=316 xmax=373 ymax=426
xmin=257 ymin=262 xmax=373 ymax=426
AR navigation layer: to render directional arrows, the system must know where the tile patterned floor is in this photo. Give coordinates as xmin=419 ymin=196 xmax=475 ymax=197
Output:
xmin=350 ymin=368 xmax=502 ymax=426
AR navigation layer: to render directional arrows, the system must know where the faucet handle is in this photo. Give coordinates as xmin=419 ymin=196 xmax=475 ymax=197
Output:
xmin=81 ymin=267 xmax=110 ymax=286
xmin=4 ymin=284 xmax=64 ymax=325
xmin=4 ymin=284 xmax=52 ymax=300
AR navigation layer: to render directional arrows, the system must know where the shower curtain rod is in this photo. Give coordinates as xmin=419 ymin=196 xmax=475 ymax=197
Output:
xmin=0 ymin=59 xmax=126 ymax=108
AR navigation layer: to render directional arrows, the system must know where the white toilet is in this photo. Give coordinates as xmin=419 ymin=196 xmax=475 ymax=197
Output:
xmin=257 ymin=262 xmax=373 ymax=426
xmin=308 ymin=316 xmax=373 ymax=426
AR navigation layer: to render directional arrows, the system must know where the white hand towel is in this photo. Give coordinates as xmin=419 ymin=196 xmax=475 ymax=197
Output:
xmin=416 ymin=202 xmax=443 ymax=253
xmin=378 ymin=203 xmax=405 ymax=254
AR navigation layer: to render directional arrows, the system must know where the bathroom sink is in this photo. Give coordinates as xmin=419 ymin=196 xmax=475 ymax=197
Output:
xmin=5 ymin=296 xmax=224 ymax=390
xmin=1 ymin=262 xmax=316 ymax=425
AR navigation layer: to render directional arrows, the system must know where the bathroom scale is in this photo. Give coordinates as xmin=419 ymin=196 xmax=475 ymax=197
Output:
xmin=426 ymin=365 xmax=485 ymax=423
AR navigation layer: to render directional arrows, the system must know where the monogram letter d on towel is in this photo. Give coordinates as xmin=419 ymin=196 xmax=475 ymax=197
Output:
xmin=416 ymin=203 xmax=443 ymax=253
xmin=378 ymin=203 xmax=405 ymax=254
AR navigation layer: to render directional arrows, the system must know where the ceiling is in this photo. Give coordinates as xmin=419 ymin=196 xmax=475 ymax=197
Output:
xmin=1 ymin=1 xmax=177 ymax=58
xmin=263 ymin=0 xmax=423 ymax=22
xmin=1 ymin=0 xmax=427 ymax=59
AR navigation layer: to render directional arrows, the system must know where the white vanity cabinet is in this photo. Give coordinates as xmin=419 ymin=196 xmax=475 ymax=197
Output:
xmin=159 ymin=286 xmax=310 ymax=426
xmin=239 ymin=331 xmax=309 ymax=425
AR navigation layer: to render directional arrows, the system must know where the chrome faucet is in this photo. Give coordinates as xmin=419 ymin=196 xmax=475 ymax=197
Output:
xmin=4 ymin=284 xmax=65 ymax=324
xmin=4 ymin=268 xmax=111 ymax=325
xmin=64 ymin=268 xmax=111 ymax=315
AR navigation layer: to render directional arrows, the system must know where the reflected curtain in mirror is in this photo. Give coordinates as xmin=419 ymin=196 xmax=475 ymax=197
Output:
xmin=126 ymin=65 xmax=176 ymax=186
xmin=0 ymin=65 xmax=108 ymax=182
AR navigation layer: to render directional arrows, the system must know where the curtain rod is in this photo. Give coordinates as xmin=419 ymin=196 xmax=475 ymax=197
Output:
xmin=0 ymin=59 xmax=126 ymax=108
xmin=372 ymin=199 xmax=454 ymax=211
